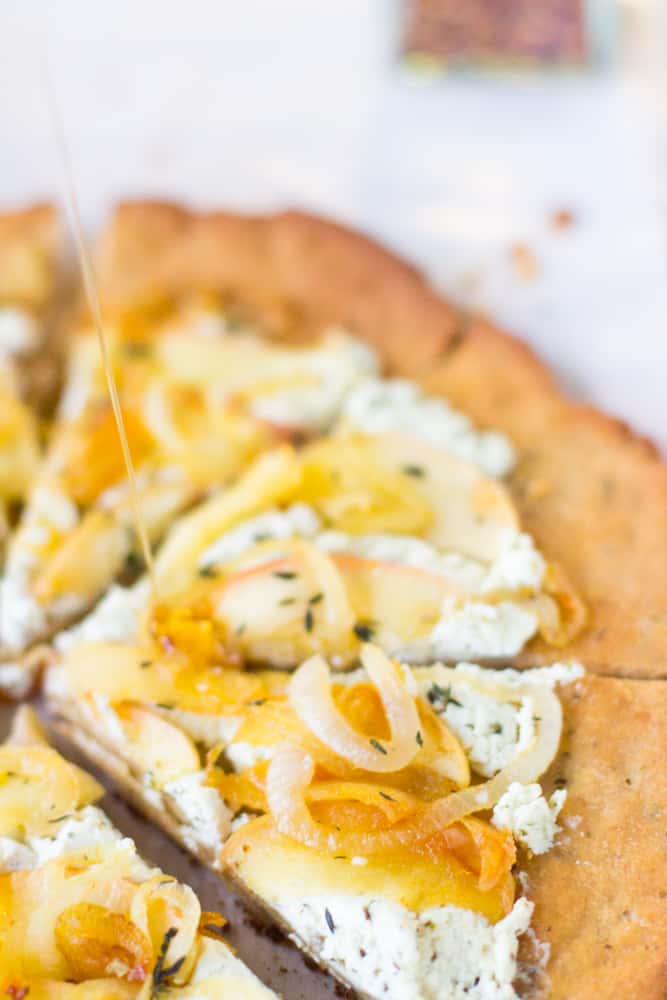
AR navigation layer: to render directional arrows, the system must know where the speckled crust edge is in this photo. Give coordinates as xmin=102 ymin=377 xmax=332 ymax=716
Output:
xmin=94 ymin=200 xmax=457 ymax=377
xmin=0 ymin=203 xmax=59 ymax=306
xmin=95 ymin=201 xmax=667 ymax=679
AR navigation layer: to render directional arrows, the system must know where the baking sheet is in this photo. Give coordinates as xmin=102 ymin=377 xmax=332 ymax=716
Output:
xmin=0 ymin=700 xmax=341 ymax=1000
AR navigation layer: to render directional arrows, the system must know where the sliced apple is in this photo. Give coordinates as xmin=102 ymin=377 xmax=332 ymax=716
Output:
xmin=110 ymin=703 xmax=201 ymax=788
xmin=0 ymin=746 xmax=103 ymax=838
xmin=155 ymin=446 xmax=302 ymax=596
xmin=333 ymin=552 xmax=466 ymax=646
xmin=299 ymin=434 xmax=434 ymax=536
xmin=372 ymin=433 xmax=519 ymax=562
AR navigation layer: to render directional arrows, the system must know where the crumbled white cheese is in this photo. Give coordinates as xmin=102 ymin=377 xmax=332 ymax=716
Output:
xmin=0 ymin=837 xmax=37 ymax=871
xmin=55 ymin=580 xmax=149 ymax=651
xmin=25 ymin=806 xmax=130 ymax=865
xmin=0 ymin=573 xmax=48 ymax=652
xmin=224 ymin=742 xmax=274 ymax=772
xmin=454 ymin=661 xmax=585 ymax=690
xmin=492 ymin=783 xmax=567 ymax=855
xmin=30 ymin=486 xmax=79 ymax=533
xmin=340 ymin=376 xmax=515 ymax=477
xmin=276 ymin=893 xmax=533 ymax=1000
xmin=163 ymin=771 xmax=233 ymax=860
xmin=167 ymin=709 xmax=241 ymax=748
xmin=0 ymin=307 xmax=39 ymax=358
xmin=0 ymin=660 xmax=35 ymax=698
xmin=0 ymin=805 xmax=150 ymax=879
xmin=420 ymin=678 xmax=533 ymax=778
xmin=417 ymin=661 xmax=581 ymax=778
xmin=199 ymin=504 xmax=321 ymax=571
xmin=392 ymin=600 xmax=539 ymax=665
xmin=250 ymin=330 xmax=378 ymax=432
xmin=316 ymin=530 xmax=545 ymax=596
xmin=479 ymin=533 xmax=545 ymax=595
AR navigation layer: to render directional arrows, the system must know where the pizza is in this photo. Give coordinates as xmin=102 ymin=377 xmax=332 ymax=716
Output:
xmin=0 ymin=206 xmax=59 ymax=539
xmin=0 ymin=704 xmax=277 ymax=998
xmin=0 ymin=200 xmax=666 ymax=999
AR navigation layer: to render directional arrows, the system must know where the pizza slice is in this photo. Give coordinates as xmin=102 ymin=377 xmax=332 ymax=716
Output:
xmin=0 ymin=704 xmax=277 ymax=998
xmin=0 ymin=205 xmax=60 ymax=538
xmin=85 ymin=201 xmax=667 ymax=679
xmin=53 ymin=423 xmax=585 ymax=685
xmin=0 ymin=283 xmax=379 ymax=690
xmin=45 ymin=639 xmax=666 ymax=998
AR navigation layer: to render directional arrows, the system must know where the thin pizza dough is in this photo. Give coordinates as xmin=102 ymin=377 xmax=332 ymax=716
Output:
xmin=0 ymin=705 xmax=277 ymax=998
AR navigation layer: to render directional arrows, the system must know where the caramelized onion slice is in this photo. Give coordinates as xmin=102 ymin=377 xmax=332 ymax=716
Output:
xmin=290 ymin=645 xmax=420 ymax=773
xmin=268 ymin=679 xmax=562 ymax=857
xmin=130 ymin=875 xmax=200 ymax=987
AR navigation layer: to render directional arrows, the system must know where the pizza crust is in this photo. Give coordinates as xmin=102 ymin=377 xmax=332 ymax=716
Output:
xmin=423 ymin=322 xmax=667 ymax=678
xmin=0 ymin=204 xmax=59 ymax=310
xmin=95 ymin=201 xmax=457 ymax=376
xmin=518 ymin=673 xmax=667 ymax=999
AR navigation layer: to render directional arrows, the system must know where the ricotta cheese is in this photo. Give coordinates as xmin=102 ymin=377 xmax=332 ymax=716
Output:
xmin=0 ymin=307 xmax=39 ymax=359
xmin=276 ymin=893 xmax=533 ymax=1000
xmin=421 ymin=678 xmax=534 ymax=778
xmin=163 ymin=771 xmax=233 ymax=861
xmin=339 ymin=376 xmax=515 ymax=477
xmin=0 ymin=805 xmax=150 ymax=878
xmin=250 ymin=330 xmax=378 ymax=432
xmin=0 ymin=572 xmax=48 ymax=652
xmin=198 ymin=504 xmax=321 ymax=571
xmin=393 ymin=600 xmax=539 ymax=665
xmin=55 ymin=580 xmax=149 ymax=651
xmin=316 ymin=529 xmax=545 ymax=596
xmin=492 ymin=783 xmax=567 ymax=855
xmin=0 ymin=660 xmax=36 ymax=698
xmin=454 ymin=661 xmax=585 ymax=690
xmin=416 ymin=661 xmax=582 ymax=778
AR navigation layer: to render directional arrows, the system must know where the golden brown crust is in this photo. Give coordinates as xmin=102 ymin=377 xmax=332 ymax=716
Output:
xmin=519 ymin=674 xmax=667 ymax=999
xmin=95 ymin=201 xmax=457 ymax=375
xmin=423 ymin=322 xmax=667 ymax=678
xmin=0 ymin=204 xmax=59 ymax=310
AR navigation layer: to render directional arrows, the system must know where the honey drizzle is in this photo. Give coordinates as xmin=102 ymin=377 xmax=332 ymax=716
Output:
xmin=45 ymin=71 xmax=156 ymax=586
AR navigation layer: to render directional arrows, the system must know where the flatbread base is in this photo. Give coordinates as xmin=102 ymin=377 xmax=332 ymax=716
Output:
xmin=48 ymin=672 xmax=667 ymax=1000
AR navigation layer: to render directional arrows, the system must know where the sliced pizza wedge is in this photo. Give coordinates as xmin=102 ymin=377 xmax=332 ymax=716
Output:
xmin=0 ymin=705 xmax=277 ymax=999
xmin=53 ymin=423 xmax=585 ymax=684
xmin=45 ymin=639 xmax=667 ymax=999
xmin=89 ymin=201 xmax=667 ymax=678
xmin=0 ymin=205 xmax=60 ymax=535
xmin=0 ymin=287 xmax=378 ymax=692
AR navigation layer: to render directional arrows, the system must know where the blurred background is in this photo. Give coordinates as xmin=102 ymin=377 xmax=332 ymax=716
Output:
xmin=1 ymin=0 xmax=666 ymax=447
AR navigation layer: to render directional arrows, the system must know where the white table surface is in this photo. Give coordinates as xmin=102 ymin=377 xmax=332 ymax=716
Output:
xmin=2 ymin=0 xmax=666 ymax=449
